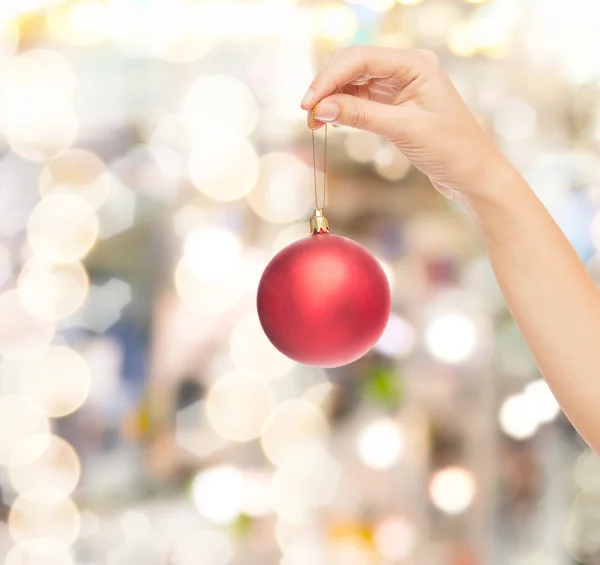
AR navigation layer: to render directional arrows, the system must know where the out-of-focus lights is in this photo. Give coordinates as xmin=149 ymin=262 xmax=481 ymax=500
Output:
xmin=345 ymin=131 xmax=382 ymax=163
xmin=0 ymin=50 xmax=76 ymax=115
xmin=246 ymin=153 xmax=313 ymax=224
xmin=47 ymin=0 xmax=108 ymax=46
xmin=191 ymin=466 xmax=244 ymax=524
xmin=375 ymin=148 xmax=412 ymax=181
xmin=317 ymin=4 xmax=359 ymax=41
xmin=261 ymin=400 xmax=329 ymax=467
xmin=0 ymin=243 xmax=13 ymax=286
xmin=4 ymin=547 xmax=75 ymax=565
xmin=7 ymin=108 xmax=79 ymax=163
xmin=184 ymin=76 xmax=259 ymax=138
xmin=9 ymin=435 xmax=81 ymax=503
xmin=27 ymin=194 xmax=99 ymax=263
xmin=429 ymin=467 xmax=476 ymax=515
xmin=373 ymin=516 xmax=416 ymax=560
xmin=230 ymin=312 xmax=296 ymax=380
xmin=376 ymin=257 xmax=395 ymax=290
xmin=0 ymin=19 xmax=19 ymax=58
xmin=119 ymin=510 xmax=152 ymax=541
xmin=466 ymin=0 xmax=489 ymax=4
xmin=0 ymin=395 xmax=50 ymax=465
xmin=396 ymin=0 xmax=423 ymax=4
xmin=8 ymin=495 xmax=80 ymax=554
xmin=206 ymin=372 xmax=276 ymax=442
xmin=375 ymin=314 xmax=416 ymax=358
xmin=0 ymin=291 xmax=55 ymax=359
xmin=425 ymin=313 xmax=477 ymax=364
xmin=175 ymin=258 xmax=244 ymax=314
xmin=188 ymin=135 xmax=259 ymax=202
xmin=241 ymin=471 xmax=273 ymax=518
xmin=17 ymin=346 xmax=92 ymax=418
xmin=499 ymin=393 xmax=539 ymax=440
xmin=17 ymin=259 xmax=89 ymax=321
xmin=183 ymin=227 xmax=242 ymax=283
xmin=351 ymin=0 xmax=395 ymax=11
xmin=574 ymin=450 xmax=600 ymax=492
xmin=39 ymin=149 xmax=111 ymax=210
xmin=524 ymin=379 xmax=561 ymax=423
xmin=494 ymin=99 xmax=537 ymax=142
xmin=590 ymin=211 xmax=600 ymax=251
xmin=271 ymin=449 xmax=341 ymax=523
xmin=272 ymin=223 xmax=309 ymax=255
xmin=172 ymin=529 xmax=233 ymax=565
xmin=448 ymin=23 xmax=478 ymax=57
xmin=357 ymin=419 xmax=404 ymax=470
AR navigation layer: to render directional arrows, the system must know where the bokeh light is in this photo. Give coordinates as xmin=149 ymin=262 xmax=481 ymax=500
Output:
xmin=230 ymin=312 xmax=296 ymax=380
xmin=191 ymin=466 xmax=244 ymax=525
xmin=27 ymin=194 xmax=99 ymax=263
xmin=174 ymin=257 xmax=245 ymax=314
xmin=39 ymin=149 xmax=111 ymax=210
xmin=9 ymin=495 xmax=80 ymax=555
xmin=171 ymin=529 xmax=233 ymax=565
xmin=272 ymin=223 xmax=309 ymax=255
xmin=246 ymin=153 xmax=313 ymax=224
xmin=373 ymin=516 xmax=416 ymax=560
xmin=424 ymin=313 xmax=477 ymax=364
xmin=183 ymin=226 xmax=242 ymax=283
xmin=317 ymin=4 xmax=359 ymax=41
xmin=499 ymin=393 xmax=540 ymax=440
xmin=188 ymin=135 xmax=259 ymax=202
xmin=183 ymin=75 xmax=259 ymax=137
xmin=7 ymin=107 xmax=78 ymax=163
xmin=375 ymin=313 xmax=416 ymax=358
xmin=261 ymin=400 xmax=329 ymax=467
xmin=271 ymin=449 xmax=341 ymax=523
xmin=357 ymin=418 xmax=404 ymax=470
xmin=17 ymin=258 xmax=90 ymax=321
xmin=206 ymin=371 xmax=276 ymax=442
xmin=0 ymin=395 xmax=50 ymax=465
xmin=524 ymin=379 xmax=561 ymax=423
xmin=16 ymin=345 xmax=92 ymax=418
xmin=4 ymin=547 xmax=75 ymax=565
xmin=9 ymin=435 xmax=81 ymax=502
xmin=0 ymin=290 xmax=55 ymax=358
xmin=47 ymin=0 xmax=108 ymax=46
xmin=429 ymin=467 xmax=476 ymax=515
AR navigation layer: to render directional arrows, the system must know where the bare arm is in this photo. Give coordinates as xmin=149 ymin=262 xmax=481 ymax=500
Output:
xmin=303 ymin=46 xmax=600 ymax=450
xmin=466 ymin=164 xmax=600 ymax=449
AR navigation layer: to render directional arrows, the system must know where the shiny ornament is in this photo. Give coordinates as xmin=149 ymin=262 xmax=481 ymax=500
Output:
xmin=257 ymin=210 xmax=391 ymax=368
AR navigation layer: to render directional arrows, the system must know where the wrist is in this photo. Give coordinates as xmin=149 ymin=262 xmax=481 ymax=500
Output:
xmin=458 ymin=156 xmax=532 ymax=233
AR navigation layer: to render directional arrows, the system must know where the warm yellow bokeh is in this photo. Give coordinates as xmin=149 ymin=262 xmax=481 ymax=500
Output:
xmin=27 ymin=194 xmax=99 ymax=263
xmin=9 ymin=435 xmax=81 ymax=503
xmin=16 ymin=345 xmax=92 ymax=418
xmin=17 ymin=259 xmax=90 ymax=322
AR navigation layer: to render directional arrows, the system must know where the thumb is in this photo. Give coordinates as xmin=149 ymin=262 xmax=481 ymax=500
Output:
xmin=313 ymin=93 xmax=405 ymax=138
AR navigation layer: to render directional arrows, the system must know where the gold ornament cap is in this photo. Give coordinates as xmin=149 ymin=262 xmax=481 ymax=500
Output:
xmin=310 ymin=208 xmax=330 ymax=234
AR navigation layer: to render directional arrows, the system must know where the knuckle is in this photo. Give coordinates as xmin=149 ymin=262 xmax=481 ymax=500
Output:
xmin=349 ymin=104 xmax=369 ymax=130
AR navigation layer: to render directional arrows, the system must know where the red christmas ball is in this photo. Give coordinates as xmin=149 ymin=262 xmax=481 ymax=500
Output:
xmin=257 ymin=232 xmax=391 ymax=368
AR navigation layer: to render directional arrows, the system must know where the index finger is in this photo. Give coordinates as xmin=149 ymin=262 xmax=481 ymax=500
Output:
xmin=300 ymin=46 xmax=428 ymax=110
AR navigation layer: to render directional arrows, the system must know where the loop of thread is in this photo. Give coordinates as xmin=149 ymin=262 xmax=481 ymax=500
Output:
xmin=311 ymin=105 xmax=328 ymax=210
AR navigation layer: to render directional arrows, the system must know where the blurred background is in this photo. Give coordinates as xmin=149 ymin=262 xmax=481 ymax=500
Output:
xmin=0 ymin=0 xmax=600 ymax=563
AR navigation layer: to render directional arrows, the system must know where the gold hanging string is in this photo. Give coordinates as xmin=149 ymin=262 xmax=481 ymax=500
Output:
xmin=311 ymin=105 xmax=328 ymax=210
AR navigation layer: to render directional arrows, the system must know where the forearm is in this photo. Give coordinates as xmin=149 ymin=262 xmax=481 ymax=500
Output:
xmin=464 ymin=161 xmax=600 ymax=450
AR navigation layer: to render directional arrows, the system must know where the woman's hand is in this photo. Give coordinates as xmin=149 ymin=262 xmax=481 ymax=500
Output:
xmin=301 ymin=45 xmax=508 ymax=200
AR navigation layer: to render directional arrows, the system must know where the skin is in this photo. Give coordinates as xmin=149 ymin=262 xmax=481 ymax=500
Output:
xmin=301 ymin=45 xmax=600 ymax=452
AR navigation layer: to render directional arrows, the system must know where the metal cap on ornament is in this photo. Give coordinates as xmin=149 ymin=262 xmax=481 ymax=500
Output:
xmin=310 ymin=208 xmax=330 ymax=234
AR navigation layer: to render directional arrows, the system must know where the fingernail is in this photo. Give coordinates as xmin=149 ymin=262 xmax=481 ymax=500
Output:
xmin=315 ymin=102 xmax=339 ymax=122
xmin=301 ymin=88 xmax=314 ymax=107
